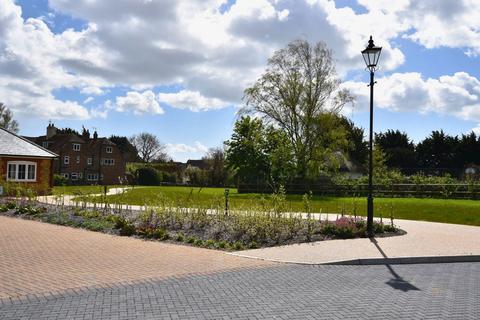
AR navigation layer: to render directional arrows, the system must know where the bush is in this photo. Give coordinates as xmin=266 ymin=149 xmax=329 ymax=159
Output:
xmin=113 ymin=216 xmax=136 ymax=236
xmin=204 ymin=239 xmax=215 ymax=248
xmin=136 ymin=167 xmax=162 ymax=186
xmin=176 ymin=233 xmax=185 ymax=242
xmin=53 ymin=174 xmax=69 ymax=186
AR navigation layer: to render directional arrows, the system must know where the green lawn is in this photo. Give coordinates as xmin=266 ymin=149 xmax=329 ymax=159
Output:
xmin=53 ymin=185 xmax=480 ymax=226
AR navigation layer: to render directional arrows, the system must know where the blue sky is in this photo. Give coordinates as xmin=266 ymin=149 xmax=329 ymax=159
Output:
xmin=3 ymin=0 xmax=480 ymax=161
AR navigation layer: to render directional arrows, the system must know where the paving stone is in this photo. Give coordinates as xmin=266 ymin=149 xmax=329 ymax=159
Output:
xmin=0 ymin=262 xmax=478 ymax=319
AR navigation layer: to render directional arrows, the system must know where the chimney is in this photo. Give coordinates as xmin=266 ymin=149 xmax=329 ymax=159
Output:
xmin=82 ymin=126 xmax=90 ymax=140
xmin=93 ymin=130 xmax=98 ymax=140
xmin=46 ymin=122 xmax=57 ymax=139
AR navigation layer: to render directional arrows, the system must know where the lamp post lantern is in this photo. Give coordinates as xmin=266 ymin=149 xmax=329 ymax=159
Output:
xmin=361 ymin=36 xmax=382 ymax=237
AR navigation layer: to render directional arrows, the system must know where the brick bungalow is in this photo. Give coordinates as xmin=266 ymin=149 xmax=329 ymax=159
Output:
xmin=0 ymin=127 xmax=58 ymax=195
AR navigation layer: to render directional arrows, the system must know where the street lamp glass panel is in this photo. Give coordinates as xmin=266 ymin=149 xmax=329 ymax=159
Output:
xmin=361 ymin=36 xmax=382 ymax=69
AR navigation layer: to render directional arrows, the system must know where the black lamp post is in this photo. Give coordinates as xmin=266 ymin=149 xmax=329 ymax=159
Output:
xmin=361 ymin=36 xmax=382 ymax=236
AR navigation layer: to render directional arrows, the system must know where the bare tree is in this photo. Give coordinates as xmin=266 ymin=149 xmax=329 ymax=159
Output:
xmin=203 ymin=147 xmax=228 ymax=186
xmin=129 ymin=132 xmax=168 ymax=163
xmin=0 ymin=103 xmax=19 ymax=133
xmin=242 ymin=39 xmax=353 ymax=178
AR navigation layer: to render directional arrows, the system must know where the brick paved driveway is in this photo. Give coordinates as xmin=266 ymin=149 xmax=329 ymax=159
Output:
xmin=0 ymin=216 xmax=271 ymax=301
xmin=1 ymin=216 xmax=479 ymax=319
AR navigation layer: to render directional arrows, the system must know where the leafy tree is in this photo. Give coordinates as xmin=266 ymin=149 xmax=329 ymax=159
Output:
xmin=242 ymin=39 xmax=353 ymax=179
xmin=109 ymin=135 xmax=140 ymax=162
xmin=456 ymin=132 xmax=480 ymax=167
xmin=337 ymin=116 xmax=368 ymax=168
xmin=263 ymin=126 xmax=295 ymax=188
xmin=185 ymin=166 xmax=209 ymax=186
xmin=130 ymin=132 xmax=168 ymax=163
xmin=225 ymin=116 xmax=269 ymax=184
xmin=416 ymin=130 xmax=458 ymax=175
xmin=0 ymin=103 xmax=19 ymax=133
xmin=375 ymin=130 xmax=416 ymax=174
xmin=56 ymin=127 xmax=80 ymax=135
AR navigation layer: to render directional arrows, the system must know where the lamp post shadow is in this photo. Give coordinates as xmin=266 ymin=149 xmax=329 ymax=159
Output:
xmin=369 ymin=237 xmax=421 ymax=292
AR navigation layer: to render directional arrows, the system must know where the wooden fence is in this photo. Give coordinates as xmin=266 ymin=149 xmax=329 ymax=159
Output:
xmin=237 ymin=183 xmax=480 ymax=199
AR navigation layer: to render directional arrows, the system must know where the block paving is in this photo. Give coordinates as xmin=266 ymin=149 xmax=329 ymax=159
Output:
xmin=0 ymin=215 xmax=479 ymax=319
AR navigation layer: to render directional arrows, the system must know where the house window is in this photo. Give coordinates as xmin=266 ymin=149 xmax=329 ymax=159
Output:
xmin=102 ymin=159 xmax=115 ymax=166
xmin=64 ymin=156 xmax=69 ymax=165
xmin=76 ymin=156 xmax=80 ymax=164
xmin=61 ymin=173 xmax=69 ymax=179
xmin=87 ymin=157 xmax=92 ymax=165
xmin=6 ymin=161 xmax=36 ymax=182
xmin=73 ymin=143 xmax=81 ymax=151
xmin=71 ymin=173 xmax=78 ymax=180
xmin=87 ymin=173 xmax=99 ymax=181
xmin=42 ymin=141 xmax=49 ymax=148
xmin=106 ymin=146 xmax=113 ymax=153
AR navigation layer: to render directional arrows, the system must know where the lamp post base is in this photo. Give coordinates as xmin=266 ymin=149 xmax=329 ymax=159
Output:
xmin=367 ymin=196 xmax=374 ymax=237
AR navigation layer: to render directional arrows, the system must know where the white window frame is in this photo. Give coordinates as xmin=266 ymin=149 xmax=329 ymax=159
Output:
xmin=73 ymin=143 xmax=81 ymax=151
xmin=6 ymin=161 xmax=37 ymax=182
xmin=71 ymin=173 xmax=78 ymax=181
xmin=87 ymin=157 xmax=92 ymax=165
xmin=76 ymin=156 xmax=80 ymax=164
xmin=42 ymin=141 xmax=49 ymax=148
xmin=87 ymin=173 xmax=99 ymax=181
xmin=106 ymin=146 xmax=113 ymax=153
xmin=61 ymin=173 xmax=69 ymax=179
xmin=64 ymin=156 xmax=69 ymax=165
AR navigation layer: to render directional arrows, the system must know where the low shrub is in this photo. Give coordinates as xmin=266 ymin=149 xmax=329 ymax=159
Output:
xmin=113 ymin=216 xmax=136 ymax=236
xmin=53 ymin=174 xmax=69 ymax=186
xmin=204 ymin=239 xmax=215 ymax=248
xmin=176 ymin=233 xmax=185 ymax=242
xmin=136 ymin=167 xmax=162 ymax=186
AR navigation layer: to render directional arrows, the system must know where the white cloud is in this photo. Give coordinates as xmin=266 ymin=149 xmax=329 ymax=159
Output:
xmin=1 ymin=0 xmax=480 ymax=122
xmin=115 ymin=90 xmax=164 ymax=115
xmin=343 ymin=71 xmax=480 ymax=122
xmin=81 ymin=86 xmax=104 ymax=96
xmin=83 ymin=96 xmax=94 ymax=104
xmin=166 ymin=141 xmax=209 ymax=154
xmin=158 ymin=90 xmax=229 ymax=112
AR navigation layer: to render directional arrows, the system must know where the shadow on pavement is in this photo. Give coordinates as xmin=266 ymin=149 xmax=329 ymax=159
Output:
xmin=370 ymin=237 xmax=421 ymax=292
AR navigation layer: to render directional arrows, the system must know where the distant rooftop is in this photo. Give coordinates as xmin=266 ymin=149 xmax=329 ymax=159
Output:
xmin=0 ymin=127 xmax=58 ymax=158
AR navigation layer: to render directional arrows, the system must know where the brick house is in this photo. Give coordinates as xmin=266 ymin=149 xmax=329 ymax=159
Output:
xmin=27 ymin=124 xmax=127 ymax=185
xmin=0 ymin=127 xmax=58 ymax=195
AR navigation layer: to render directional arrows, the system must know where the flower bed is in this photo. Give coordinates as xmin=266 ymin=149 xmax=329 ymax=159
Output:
xmin=0 ymin=198 xmax=401 ymax=251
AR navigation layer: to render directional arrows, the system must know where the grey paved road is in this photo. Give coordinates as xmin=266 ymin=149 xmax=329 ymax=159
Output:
xmin=1 ymin=262 xmax=478 ymax=320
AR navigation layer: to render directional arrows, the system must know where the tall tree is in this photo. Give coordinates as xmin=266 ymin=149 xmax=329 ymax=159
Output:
xmin=263 ymin=126 xmax=295 ymax=188
xmin=109 ymin=135 xmax=140 ymax=162
xmin=129 ymin=132 xmax=168 ymax=163
xmin=456 ymin=132 xmax=480 ymax=167
xmin=337 ymin=116 xmax=368 ymax=168
xmin=242 ymin=39 xmax=353 ymax=179
xmin=375 ymin=130 xmax=416 ymax=174
xmin=225 ymin=116 xmax=269 ymax=184
xmin=203 ymin=147 xmax=229 ymax=187
xmin=0 ymin=103 xmax=19 ymax=133
xmin=416 ymin=130 xmax=458 ymax=175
